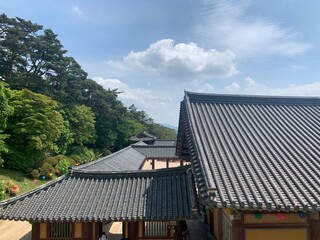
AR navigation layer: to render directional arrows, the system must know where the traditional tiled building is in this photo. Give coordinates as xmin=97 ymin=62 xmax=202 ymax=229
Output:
xmin=176 ymin=92 xmax=320 ymax=240
xmin=0 ymin=140 xmax=192 ymax=240
xmin=0 ymin=167 xmax=196 ymax=240
xmin=1 ymin=91 xmax=320 ymax=240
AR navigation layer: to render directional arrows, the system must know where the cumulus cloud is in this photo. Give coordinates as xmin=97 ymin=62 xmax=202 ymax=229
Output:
xmin=241 ymin=77 xmax=320 ymax=96
xmin=197 ymin=83 xmax=215 ymax=93
xmin=72 ymin=5 xmax=83 ymax=15
xmin=196 ymin=0 xmax=311 ymax=58
xmin=93 ymin=76 xmax=180 ymax=124
xmin=225 ymin=82 xmax=241 ymax=92
xmin=106 ymin=39 xmax=237 ymax=81
xmin=93 ymin=76 xmax=177 ymax=111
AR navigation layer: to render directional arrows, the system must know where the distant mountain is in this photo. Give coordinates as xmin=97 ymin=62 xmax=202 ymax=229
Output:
xmin=162 ymin=124 xmax=178 ymax=131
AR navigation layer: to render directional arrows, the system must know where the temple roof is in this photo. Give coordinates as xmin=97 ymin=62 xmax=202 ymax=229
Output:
xmin=129 ymin=131 xmax=156 ymax=142
xmin=132 ymin=145 xmax=178 ymax=159
xmin=78 ymin=146 xmax=146 ymax=171
xmin=177 ymin=91 xmax=320 ymax=212
xmin=0 ymin=166 xmax=196 ymax=221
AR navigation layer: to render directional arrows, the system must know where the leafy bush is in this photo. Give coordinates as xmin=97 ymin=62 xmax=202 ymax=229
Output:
xmin=55 ymin=159 xmax=70 ymax=175
xmin=0 ymin=181 xmax=6 ymax=200
xmin=43 ymin=156 xmax=59 ymax=167
xmin=38 ymin=163 xmax=54 ymax=179
xmin=31 ymin=169 xmax=40 ymax=179
xmin=4 ymin=180 xmax=19 ymax=196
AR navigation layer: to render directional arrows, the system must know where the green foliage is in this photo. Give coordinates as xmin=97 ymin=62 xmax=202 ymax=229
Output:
xmin=68 ymin=146 xmax=96 ymax=164
xmin=0 ymin=181 xmax=5 ymax=200
xmin=55 ymin=113 xmax=74 ymax=154
xmin=0 ymin=83 xmax=13 ymax=164
xmin=0 ymin=14 xmax=178 ymax=173
xmin=4 ymin=180 xmax=19 ymax=196
xmin=55 ymin=159 xmax=70 ymax=175
xmin=30 ymin=169 xmax=40 ymax=179
xmin=147 ymin=123 xmax=177 ymax=140
xmin=64 ymin=105 xmax=96 ymax=146
xmin=115 ymin=117 xmax=146 ymax=150
xmin=38 ymin=163 xmax=55 ymax=179
xmin=43 ymin=155 xmax=61 ymax=167
xmin=4 ymin=89 xmax=64 ymax=170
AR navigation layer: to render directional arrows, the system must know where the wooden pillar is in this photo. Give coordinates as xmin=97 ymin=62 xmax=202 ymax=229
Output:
xmin=122 ymin=222 xmax=129 ymax=238
xmin=231 ymin=215 xmax=244 ymax=240
xmin=174 ymin=221 xmax=183 ymax=240
xmin=309 ymin=212 xmax=320 ymax=240
xmin=218 ymin=209 xmax=223 ymax=240
xmin=166 ymin=159 xmax=169 ymax=168
xmin=180 ymin=160 xmax=183 ymax=166
xmin=32 ymin=222 xmax=40 ymax=240
xmin=128 ymin=221 xmax=139 ymax=240
xmin=152 ymin=159 xmax=155 ymax=169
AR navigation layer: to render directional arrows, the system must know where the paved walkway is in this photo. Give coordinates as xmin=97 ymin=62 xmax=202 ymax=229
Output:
xmin=186 ymin=219 xmax=213 ymax=240
xmin=0 ymin=220 xmax=31 ymax=240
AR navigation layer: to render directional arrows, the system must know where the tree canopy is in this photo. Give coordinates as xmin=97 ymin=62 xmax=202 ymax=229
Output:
xmin=0 ymin=14 xmax=176 ymax=172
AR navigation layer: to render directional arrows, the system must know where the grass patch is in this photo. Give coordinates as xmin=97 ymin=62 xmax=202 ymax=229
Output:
xmin=0 ymin=168 xmax=56 ymax=200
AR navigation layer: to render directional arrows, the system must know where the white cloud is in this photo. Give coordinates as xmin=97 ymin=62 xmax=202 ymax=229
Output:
xmin=225 ymin=82 xmax=241 ymax=92
xmin=106 ymin=39 xmax=237 ymax=81
xmin=196 ymin=0 xmax=311 ymax=58
xmin=240 ymin=77 xmax=320 ymax=96
xmin=197 ymin=83 xmax=215 ymax=93
xmin=92 ymin=77 xmax=178 ymax=124
xmin=244 ymin=77 xmax=258 ymax=88
xmin=72 ymin=5 xmax=83 ymax=15
xmin=93 ymin=77 xmax=157 ymax=103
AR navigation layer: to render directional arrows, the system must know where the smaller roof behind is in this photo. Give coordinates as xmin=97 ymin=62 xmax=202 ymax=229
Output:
xmin=78 ymin=146 xmax=146 ymax=171
xmin=152 ymin=140 xmax=176 ymax=146
xmin=0 ymin=166 xmax=196 ymax=222
xmin=130 ymin=131 xmax=156 ymax=142
xmin=133 ymin=145 xmax=178 ymax=159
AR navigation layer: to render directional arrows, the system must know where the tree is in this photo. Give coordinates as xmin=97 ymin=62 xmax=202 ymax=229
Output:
xmin=0 ymin=83 xmax=13 ymax=164
xmin=64 ymin=104 xmax=96 ymax=146
xmin=83 ymin=79 xmax=127 ymax=150
xmin=0 ymin=14 xmax=88 ymax=102
xmin=115 ymin=117 xmax=145 ymax=150
xmin=147 ymin=123 xmax=177 ymax=140
xmin=4 ymin=89 xmax=64 ymax=170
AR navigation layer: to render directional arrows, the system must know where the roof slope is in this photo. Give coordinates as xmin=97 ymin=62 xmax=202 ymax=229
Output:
xmin=0 ymin=166 xmax=196 ymax=221
xmin=177 ymin=92 xmax=320 ymax=212
xmin=78 ymin=146 xmax=146 ymax=171
xmin=152 ymin=140 xmax=176 ymax=146
xmin=133 ymin=145 xmax=178 ymax=159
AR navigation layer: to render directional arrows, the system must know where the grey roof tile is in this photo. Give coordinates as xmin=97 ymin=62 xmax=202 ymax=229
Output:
xmin=152 ymin=140 xmax=176 ymax=146
xmin=132 ymin=145 xmax=178 ymax=159
xmin=0 ymin=166 xmax=196 ymax=221
xmin=177 ymin=92 xmax=320 ymax=212
xmin=78 ymin=146 xmax=146 ymax=171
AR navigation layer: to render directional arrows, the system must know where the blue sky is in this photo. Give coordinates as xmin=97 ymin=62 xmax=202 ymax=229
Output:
xmin=1 ymin=0 xmax=320 ymax=126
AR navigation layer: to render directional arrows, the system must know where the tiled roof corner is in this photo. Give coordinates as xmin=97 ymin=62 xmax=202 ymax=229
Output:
xmin=180 ymin=91 xmax=320 ymax=212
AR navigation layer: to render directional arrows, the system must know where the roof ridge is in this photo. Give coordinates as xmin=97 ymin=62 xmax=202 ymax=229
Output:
xmin=0 ymin=174 xmax=69 ymax=206
xmin=73 ymin=165 xmax=190 ymax=177
xmin=185 ymin=91 xmax=320 ymax=105
xmin=76 ymin=145 xmax=146 ymax=170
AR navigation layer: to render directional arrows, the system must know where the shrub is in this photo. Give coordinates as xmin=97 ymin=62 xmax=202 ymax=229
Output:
xmin=0 ymin=181 xmax=6 ymax=200
xmin=4 ymin=180 xmax=19 ymax=196
xmin=66 ymin=157 xmax=76 ymax=167
xmin=43 ymin=156 xmax=59 ymax=167
xmin=31 ymin=169 xmax=40 ymax=179
xmin=69 ymin=154 xmax=82 ymax=163
xmin=38 ymin=163 xmax=54 ymax=179
xmin=55 ymin=159 xmax=70 ymax=175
